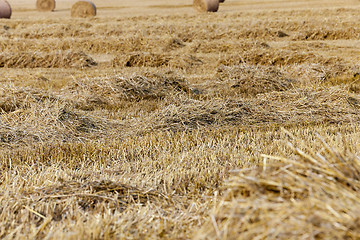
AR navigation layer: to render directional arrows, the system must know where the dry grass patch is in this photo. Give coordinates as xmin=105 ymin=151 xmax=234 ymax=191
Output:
xmin=0 ymin=162 xmax=200 ymax=239
xmin=196 ymin=134 xmax=360 ymax=239
xmin=61 ymin=72 xmax=189 ymax=111
xmin=216 ymin=64 xmax=294 ymax=96
xmin=0 ymin=91 xmax=110 ymax=148
xmin=322 ymin=73 xmax=360 ymax=93
xmin=1 ymin=121 xmax=359 ymax=239
xmin=0 ymin=83 xmax=57 ymax=113
xmin=145 ymin=98 xmax=262 ymax=131
xmin=284 ymin=63 xmax=359 ymax=84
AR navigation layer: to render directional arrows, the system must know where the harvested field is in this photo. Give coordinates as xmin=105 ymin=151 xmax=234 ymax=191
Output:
xmin=2 ymin=0 xmax=360 ymax=239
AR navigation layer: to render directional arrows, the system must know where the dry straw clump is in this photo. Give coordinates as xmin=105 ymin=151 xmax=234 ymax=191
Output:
xmin=61 ymin=73 xmax=189 ymax=111
xmin=0 ymin=0 xmax=11 ymax=19
xmin=71 ymin=1 xmax=97 ymax=18
xmin=216 ymin=64 xmax=293 ymax=96
xmin=196 ymin=135 xmax=360 ymax=239
xmin=0 ymin=83 xmax=57 ymax=113
xmin=193 ymin=0 xmax=219 ymax=12
xmin=147 ymin=98 xmax=260 ymax=131
xmin=36 ymin=0 xmax=56 ymax=12
xmin=0 ymin=101 xmax=105 ymax=147
xmin=0 ymin=84 xmax=109 ymax=147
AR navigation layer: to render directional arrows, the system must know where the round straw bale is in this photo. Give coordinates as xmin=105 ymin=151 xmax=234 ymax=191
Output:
xmin=0 ymin=0 xmax=11 ymax=19
xmin=71 ymin=1 xmax=97 ymax=18
xmin=36 ymin=0 xmax=56 ymax=12
xmin=193 ymin=0 xmax=219 ymax=12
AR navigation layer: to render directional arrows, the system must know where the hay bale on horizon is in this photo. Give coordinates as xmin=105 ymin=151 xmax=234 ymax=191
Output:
xmin=36 ymin=0 xmax=56 ymax=12
xmin=193 ymin=0 xmax=219 ymax=12
xmin=71 ymin=1 xmax=96 ymax=18
xmin=0 ymin=0 xmax=11 ymax=19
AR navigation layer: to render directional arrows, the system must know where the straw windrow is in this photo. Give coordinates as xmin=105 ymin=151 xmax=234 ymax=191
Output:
xmin=0 ymin=51 xmax=97 ymax=68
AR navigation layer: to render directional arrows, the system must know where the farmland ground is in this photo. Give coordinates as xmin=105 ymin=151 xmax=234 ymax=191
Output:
xmin=1 ymin=0 xmax=360 ymax=239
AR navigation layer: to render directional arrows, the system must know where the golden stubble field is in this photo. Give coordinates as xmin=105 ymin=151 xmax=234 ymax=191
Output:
xmin=1 ymin=0 xmax=360 ymax=239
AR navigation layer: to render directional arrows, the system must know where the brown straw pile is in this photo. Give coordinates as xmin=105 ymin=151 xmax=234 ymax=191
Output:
xmin=71 ymin=1 xmax=97 ymax=18
xmin=36 ymin=0 xmax=56 ymax=12
xmin=0 ymin=0 xmax=11 ymax=19
xmin=193 ymin=0 xmax=219 ymax=12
